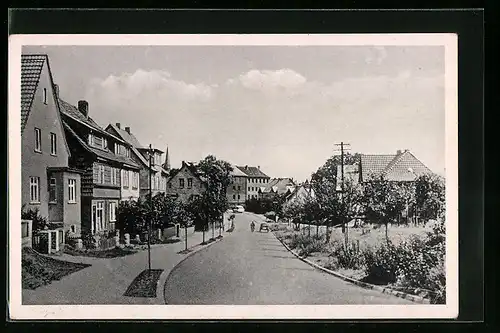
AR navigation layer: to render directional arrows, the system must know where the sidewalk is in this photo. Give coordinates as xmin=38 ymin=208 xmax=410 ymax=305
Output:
xmin=22 ymin=224 xmax=231 ymax=305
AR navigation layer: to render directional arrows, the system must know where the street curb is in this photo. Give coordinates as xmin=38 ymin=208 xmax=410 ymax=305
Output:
xmin=156 ymin=232 xmax=230 ymax=304
xmin=272 ymin=232 xmax=431 ymax=305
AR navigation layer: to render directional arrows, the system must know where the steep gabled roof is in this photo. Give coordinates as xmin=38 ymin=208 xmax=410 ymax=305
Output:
xmin=167 ymin=161 xmax=205 ymax=183
xmin=59 ymin=99 xmax=125 ymax=143
xmin=381 ymin=151 xmax=433 ymax=181
xmin=106 ymin=123 xmax=145 ymax=149
xmin=360 ymin=151 xmax=432 ymax=182
xmin=261 ymin=178 xmax=296 ymax=194
xmin=236 ymin=165 xmax=269 ymax=178
xmin=62 ymin=120 xmax=140 ymax=169
xmin=230 ymin=165 xmax=248 ymax=177
xmin=21 ymin=54 xmax=46 ymax=134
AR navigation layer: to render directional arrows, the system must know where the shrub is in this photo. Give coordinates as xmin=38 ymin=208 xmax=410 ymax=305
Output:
xmin=362 ymin=243 xmax=400 ymax=284
xmin=21 ymin=206 xmax=48 ymax=231
xmin=331 ymin=242 xmax=364 ymax=270
xmin=395 ymin=235 xmax=436 ymax=289
xmin=427 ymin=258 xmax=446 ymax=304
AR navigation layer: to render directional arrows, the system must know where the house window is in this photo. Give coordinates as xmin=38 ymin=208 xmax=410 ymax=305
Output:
xmin=34 ymin=128 xmax=42 ymax=152
xmin=99 ymin=165 xmax=105 ymax=184
xmin=179 ymin=178 xmax=185 ymax=188
xmin=233 ymin=195 xmax=236 ymax=199
xmin=68 ymin=179 xmax=76 ymax=203
xmin=110 ymin=167 xmax=115 ymax=185
xmin=43 ymin=88 xmax=47 ymax=104
xmin=109 ymin=202 xmax=117 ymax=222
xmin=50 ymin=133 xmax=57 ymax=155
xmin=233 ymin=186 xmax=236 ymax=190
xmin=188 ymin=178 xmax=193 ymax=189
xmin=29 ymin=177 xmax=40 ymax=203
xmin=103 ymin=138 xmax=108 ymax=149
xmin=92 ymin=201 xmax=104 ymax=233
xmin=238 ymin=194 xmax=240 ymax=200
xmin=70 ymin=225 xmax=76 ymax=233
xmin=49 ymin=177 xmax=56 ymax=202
xmin=123 ymin=170 xmax=129 ymax=188
xmin=248 ymin=187 xmax=250 ymax=191
xmin=238 ymin=186 xmax=241 ymax=191
xmin=168 ymin=182 xmax=172 ymax=189
xmin=132 ymin=172 xmax=138 ymax=189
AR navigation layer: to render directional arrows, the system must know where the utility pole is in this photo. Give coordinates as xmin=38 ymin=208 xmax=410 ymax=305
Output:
xmin=147 ymin=144 xmax=153 ymax=274
xmin=335 ymin=142 xmax=350 ymax=247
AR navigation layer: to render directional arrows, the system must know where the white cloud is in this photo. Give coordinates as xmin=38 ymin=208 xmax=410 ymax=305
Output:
xmin=83 ymin=66 xmax=444 ymax=180
xmin=236 ymin=69 xmax=307 ymax=91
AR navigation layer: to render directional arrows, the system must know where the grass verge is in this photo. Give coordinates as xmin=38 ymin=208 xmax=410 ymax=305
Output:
xmin=123 ymin=269 xmax=164 ymax=298
xmin=22 ymin=247 xmax=91 ymax=290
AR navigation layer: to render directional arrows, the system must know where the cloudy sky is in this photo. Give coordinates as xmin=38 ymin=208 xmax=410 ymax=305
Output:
xmin=24 ymin=45 xmax=445 ymax=181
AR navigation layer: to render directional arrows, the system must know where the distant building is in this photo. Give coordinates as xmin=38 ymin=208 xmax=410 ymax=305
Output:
xmin=283 ymin=181 xmax=315 ymax=208
xmin=258 ymin=177 xmax=296 ymax=200
xmin=335 ymin=165 xmax=360 ymax=192
xmin=359 ymin=149 xmax=433 ymax=183
xmin=166 ymin=161 xmax=206 ymax=202
xmin=227 ymin=165 xmax=248 ymax=206
xmin=237 ymin=165 xmax=270 ymax=200
xmin=21 ymin=54 xmax=83 ymax=236
xmin=105 ymin=123 xmax=169 ymax=200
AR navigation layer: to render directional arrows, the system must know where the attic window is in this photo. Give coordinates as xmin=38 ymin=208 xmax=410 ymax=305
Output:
xmin=43 ymin=88 xmax=48 ymax=104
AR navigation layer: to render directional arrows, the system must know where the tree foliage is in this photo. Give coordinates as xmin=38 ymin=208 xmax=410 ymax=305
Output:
xmin=361 ymin=175 xmax=407 ymax=241
xmin=415 ymin=174 xmax=446 ymax=221
xmin=195 ymin=155 xmax=233 ymax=230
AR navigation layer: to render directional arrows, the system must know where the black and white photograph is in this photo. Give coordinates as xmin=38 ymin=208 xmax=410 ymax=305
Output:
xmin=8 ymin=34 xmax=458 ymax=320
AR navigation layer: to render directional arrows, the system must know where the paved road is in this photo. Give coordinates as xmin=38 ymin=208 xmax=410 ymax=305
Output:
xmin=163 ymin=212 xmax=414 ymax=305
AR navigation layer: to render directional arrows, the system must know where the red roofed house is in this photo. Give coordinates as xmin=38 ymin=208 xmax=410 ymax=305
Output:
xmin=21 ymin=54 xmax=82 ymax=236
xmin=359 ymin=149 xmax=433 ymax=183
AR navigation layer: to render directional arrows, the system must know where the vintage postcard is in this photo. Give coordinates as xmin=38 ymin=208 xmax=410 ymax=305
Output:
xmin=8 ymin=33 xmax=458 ymax=320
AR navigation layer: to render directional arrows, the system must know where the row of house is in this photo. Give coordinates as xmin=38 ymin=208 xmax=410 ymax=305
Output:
xmin=20 ymin=53 xmax=277 ymax=240
xmin=21 ymin=54 xmax=174 ymax=239
xmin=20 ymin=53 xmax=433 ymax=241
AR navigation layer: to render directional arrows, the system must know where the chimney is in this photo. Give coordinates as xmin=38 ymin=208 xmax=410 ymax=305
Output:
xmin=125 ymin=126 xmax=131 ymax=134
xmin=116 ymin=123 xmax=121 ymax=129
xmin=397 ymin=149 xmax=402 ymax=155
xmin=258 ymin=165 xmax=260 ymax=170
xmin=245 ymin=165 xmax=248 ymax=170
xmin=78 ymin=100 xmax=89 ymax=117
xmin=53 ymin=84 xmax=59 ymax=98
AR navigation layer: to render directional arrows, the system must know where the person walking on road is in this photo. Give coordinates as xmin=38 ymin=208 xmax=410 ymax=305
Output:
xmin=250 ymin=221 xmax=255 ymax=232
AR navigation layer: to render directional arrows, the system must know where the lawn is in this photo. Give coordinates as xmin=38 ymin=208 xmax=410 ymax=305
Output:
xmin=22 ymin=247 xmax=91 ymax=290
xmin=328 ymin=223 xmax=431 ymax=251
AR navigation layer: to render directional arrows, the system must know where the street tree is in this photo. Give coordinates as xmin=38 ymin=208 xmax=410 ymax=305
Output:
xmin=361 ymin=175 xmax=407 ymax=243
xmin=197 ymin=155 xmax=233 ymax=241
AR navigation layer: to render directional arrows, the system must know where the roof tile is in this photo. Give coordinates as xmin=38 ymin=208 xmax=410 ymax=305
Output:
xmin=21 ymin=54 xmax=47 ymax=134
